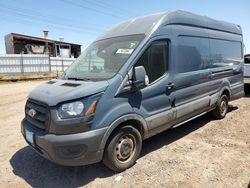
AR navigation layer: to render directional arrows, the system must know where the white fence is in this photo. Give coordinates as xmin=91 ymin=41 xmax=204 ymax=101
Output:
xmin=50 ymin=57 xmax=75 ymax=72
xmin=0 ymin=54 xmax=76 ymax=74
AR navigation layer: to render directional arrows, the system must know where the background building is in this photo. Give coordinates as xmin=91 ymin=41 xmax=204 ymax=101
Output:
xmin=4 ymin=31 xmax=81 ymax=58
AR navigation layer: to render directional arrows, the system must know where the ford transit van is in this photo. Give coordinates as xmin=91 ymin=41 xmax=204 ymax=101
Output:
xmin=21 ymin=10 xmax=244 ymax=171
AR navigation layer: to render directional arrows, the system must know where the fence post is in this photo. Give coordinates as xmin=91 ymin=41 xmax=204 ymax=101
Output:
xmin=62 ymin=57 xmax=64 ymax=71
xmin=20 ymin=53 xmax=24 ymax=74
xmin=48 ymin=54 xmax=51 ymax=72
xmin=56 ymin=58 xmax=58 ymax=77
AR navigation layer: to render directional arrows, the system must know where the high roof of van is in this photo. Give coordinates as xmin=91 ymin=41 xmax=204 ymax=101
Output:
xmin=96 ymin=10 xmax=242 ymax=41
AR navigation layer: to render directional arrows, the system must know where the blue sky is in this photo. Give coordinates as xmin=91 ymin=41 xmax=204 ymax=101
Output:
xmin=0 ymin=0 xmax=249 ymax=54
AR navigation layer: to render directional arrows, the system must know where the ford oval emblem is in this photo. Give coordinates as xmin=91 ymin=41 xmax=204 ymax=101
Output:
xmin=28 ymin=109 xmax=36 ymax=118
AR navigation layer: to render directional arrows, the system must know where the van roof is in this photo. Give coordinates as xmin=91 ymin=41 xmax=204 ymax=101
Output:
xmin=96 ymin=10 xmax=242 ymax=41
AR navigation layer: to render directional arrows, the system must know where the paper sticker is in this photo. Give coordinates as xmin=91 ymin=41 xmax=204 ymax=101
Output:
xmin=116 ymin=49 xmax=134 ymax=54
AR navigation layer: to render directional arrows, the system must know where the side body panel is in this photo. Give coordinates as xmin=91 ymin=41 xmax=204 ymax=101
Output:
xmin=208 ymin=29 xmax=244 ymax=100
xmin=166 ymin=24 xmax=243 ymax=127
xmin=170 ymin=25 xmax=212 ymax=122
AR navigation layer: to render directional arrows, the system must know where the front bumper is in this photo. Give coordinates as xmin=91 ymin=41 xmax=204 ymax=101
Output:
xmin=21 ymin=119 xmax=107 ymax=166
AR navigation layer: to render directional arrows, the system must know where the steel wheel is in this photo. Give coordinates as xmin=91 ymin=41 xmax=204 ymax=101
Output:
xmin=103 ymin=126 xmax=142 ymax=172
xmin=220 ymin=98 xmax=228 ymax=116
xmin=114 ymin=134 xmax=137 ymax=163
xmin=212 ymin=94 xmax=229 ymax=119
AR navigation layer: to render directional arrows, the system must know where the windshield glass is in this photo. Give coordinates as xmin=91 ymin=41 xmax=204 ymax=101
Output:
xmin=64 ymin=34 xmax=145 ymax=81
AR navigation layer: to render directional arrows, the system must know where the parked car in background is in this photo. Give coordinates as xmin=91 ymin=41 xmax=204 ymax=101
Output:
xmin=244 ymin=54 xmax=250 ymax=84
xmin=21 ymin=10 xmax=244 ymax=172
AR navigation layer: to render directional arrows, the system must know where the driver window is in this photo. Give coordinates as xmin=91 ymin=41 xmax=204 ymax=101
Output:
xmin=136 ymin=40 xmax=168 ymax=84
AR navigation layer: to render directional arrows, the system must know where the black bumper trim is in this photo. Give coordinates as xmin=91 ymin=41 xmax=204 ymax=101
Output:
xmin=21 ymin=119 xmax=107 ymax=166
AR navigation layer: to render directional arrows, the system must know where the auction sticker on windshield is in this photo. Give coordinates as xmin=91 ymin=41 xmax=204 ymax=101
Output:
xmin=116 ymin=49 xmax=134 ymax=54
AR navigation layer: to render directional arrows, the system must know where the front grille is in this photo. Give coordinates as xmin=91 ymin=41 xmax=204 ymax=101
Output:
xmin=25 ymin=99 xmax=49 ymax=131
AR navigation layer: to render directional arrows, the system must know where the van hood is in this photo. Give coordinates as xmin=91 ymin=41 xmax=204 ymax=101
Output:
xmin=28 ymin=79 xmax=109 ymax=106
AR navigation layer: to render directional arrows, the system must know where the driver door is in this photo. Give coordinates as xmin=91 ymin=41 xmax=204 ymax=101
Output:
xmin=131 ymin=39 xmax=175 ymax=137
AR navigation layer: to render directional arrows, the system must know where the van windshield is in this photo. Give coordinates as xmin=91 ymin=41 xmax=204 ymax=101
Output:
xmin=64 ymin=34 xmax=145 ymax=81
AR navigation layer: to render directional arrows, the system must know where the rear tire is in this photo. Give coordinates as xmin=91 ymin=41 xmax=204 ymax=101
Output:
xmin=212 ymin=94 xmax=229 ymax=119
xmin=103 ymin=125 xmax=142 ymax=172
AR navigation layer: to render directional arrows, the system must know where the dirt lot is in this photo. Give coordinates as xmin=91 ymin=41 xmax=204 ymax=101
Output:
xmin=0 ymin=81 xmax=249 ymax=188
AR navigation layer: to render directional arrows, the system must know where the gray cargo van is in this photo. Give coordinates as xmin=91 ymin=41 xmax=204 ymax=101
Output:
xmin=21 ymin=10 xmax=244 ymax=171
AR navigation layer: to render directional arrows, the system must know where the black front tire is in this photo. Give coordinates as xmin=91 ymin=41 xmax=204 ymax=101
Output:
xmin=212 ymin=94 xmax=229 ymax=119
xmin=103 ymin=125 xmax=142 ymax=172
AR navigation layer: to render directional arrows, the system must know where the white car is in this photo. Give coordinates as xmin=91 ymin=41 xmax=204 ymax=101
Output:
xmin=244 ymin=54 xmax=250 ymax=84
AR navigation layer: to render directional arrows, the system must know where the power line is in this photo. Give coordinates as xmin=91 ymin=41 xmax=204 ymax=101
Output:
xmin=91 ymin=0 xmax=137 ymax=16
xmin=80 ymin=0 xmax=135 ymax=18
xmin=0 ymin=6 xmax=104 ymax=35
xmin=60 ymin=0 xmax=126 ymax=20
xmin=0 ymin=0 xmax=138 ymax=47
xmin=0 ymin=10 xmax=101 ymax=37
xmin=8 ymin=0 xmax=103 ymax=26
xmin=0 ymin=4 xmax=108 ymax=31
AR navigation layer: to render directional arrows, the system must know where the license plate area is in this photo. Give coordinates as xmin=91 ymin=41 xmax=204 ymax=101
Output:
xmin=25 ymin=129 xmax=34 ymax=145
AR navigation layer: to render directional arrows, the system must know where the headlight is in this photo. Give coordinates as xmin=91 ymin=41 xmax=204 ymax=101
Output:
xmin=57 ymin=93 xmax=102 ymax=119
xmin=58 ymin=101 xmax=84 ymax=119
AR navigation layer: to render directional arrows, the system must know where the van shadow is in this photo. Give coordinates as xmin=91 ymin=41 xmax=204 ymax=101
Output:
xmin=141 ymin=105 xmax=237 ymax=157
xmin=10 ymin=106 xmax=238 ymax=188
xmin=10 ymin=148 xmax=114 ymax=188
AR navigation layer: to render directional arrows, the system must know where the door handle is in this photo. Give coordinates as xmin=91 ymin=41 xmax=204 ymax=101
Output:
xmin=166 ymin=83 xmax=174 ymax=90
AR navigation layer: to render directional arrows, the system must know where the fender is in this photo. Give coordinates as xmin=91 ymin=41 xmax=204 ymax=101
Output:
xmin=219 ymin=79 xmax=231 ymax=98
xmin=98 ymin=114 xmax=149 ymax=151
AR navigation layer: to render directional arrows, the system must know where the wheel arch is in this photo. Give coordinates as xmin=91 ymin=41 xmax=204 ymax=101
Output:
xmin=219 ymin=86 xmax=231 ymax=100
xmin=99 ymin=114 xmax=148 ymax=152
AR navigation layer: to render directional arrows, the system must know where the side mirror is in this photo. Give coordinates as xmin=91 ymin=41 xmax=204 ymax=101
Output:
xmin=133 ymin=66 xmax=148 ymax=89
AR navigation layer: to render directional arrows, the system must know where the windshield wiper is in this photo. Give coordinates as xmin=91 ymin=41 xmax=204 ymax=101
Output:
xmin=66 ymin=77 xmax=91 ymax=81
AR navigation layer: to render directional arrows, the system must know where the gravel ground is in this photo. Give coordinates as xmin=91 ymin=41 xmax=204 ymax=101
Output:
xmin=0 ymin=81 xmax=249 ymax=188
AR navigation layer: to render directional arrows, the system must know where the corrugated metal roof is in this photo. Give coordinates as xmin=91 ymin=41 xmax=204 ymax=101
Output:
xmin=9 ymin=33 xmax=81 ymax=46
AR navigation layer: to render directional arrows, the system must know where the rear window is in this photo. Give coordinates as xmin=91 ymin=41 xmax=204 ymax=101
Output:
xmin=176 ymin=36 xmax=242 ymax=73
xmin=210 ymin=39 xmax=242 ymax=67
xmin=177 ymin=36 xmax=210 ymax=73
